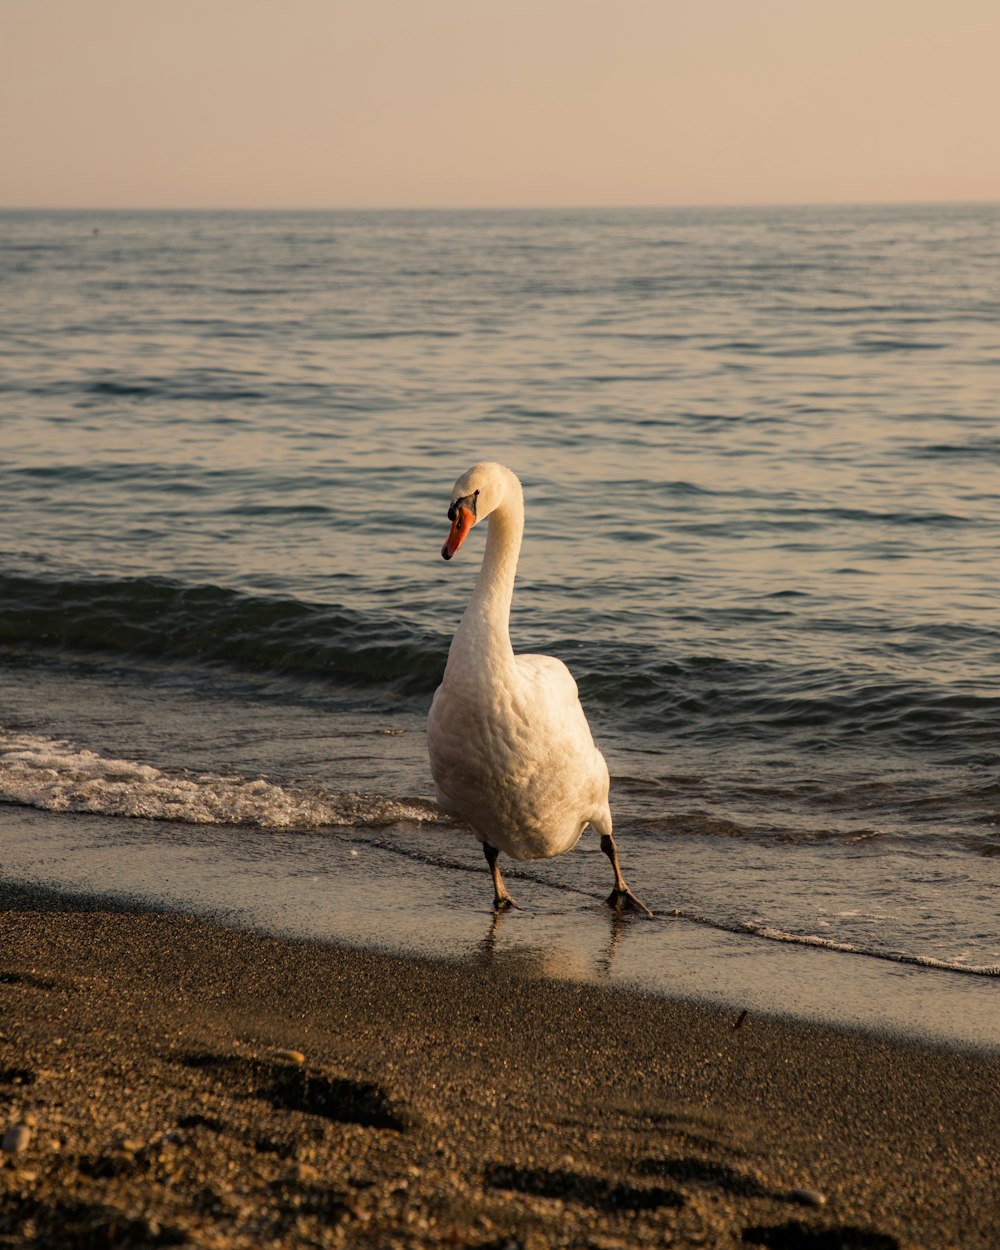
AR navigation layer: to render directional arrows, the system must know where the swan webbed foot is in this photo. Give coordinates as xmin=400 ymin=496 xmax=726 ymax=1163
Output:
xmin=493 ymin=892 xmax=519 ymax=912
xmin=600 ymin=832 xmax=653 ymax=918
xmin=606 ymin=885 xmax=653 ymax=918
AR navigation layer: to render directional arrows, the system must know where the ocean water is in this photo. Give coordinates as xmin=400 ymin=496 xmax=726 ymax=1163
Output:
xmin=1 ymin=206 xmax=998 ymax=1045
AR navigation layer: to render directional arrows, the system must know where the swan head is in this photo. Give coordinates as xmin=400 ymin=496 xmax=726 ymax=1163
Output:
xmin=440 ymin=461 xmax=519 ymax=560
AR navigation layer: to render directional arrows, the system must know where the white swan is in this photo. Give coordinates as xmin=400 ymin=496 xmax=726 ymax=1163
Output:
xmin=427 ymin=462 xmax=650 ymax=915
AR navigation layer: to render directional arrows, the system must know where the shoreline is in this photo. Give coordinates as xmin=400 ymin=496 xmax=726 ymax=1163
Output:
xmin=2 ymin=880 xmax=998 ymax=1249
xmin=4 ymin=802 xmax=998 ymax=1053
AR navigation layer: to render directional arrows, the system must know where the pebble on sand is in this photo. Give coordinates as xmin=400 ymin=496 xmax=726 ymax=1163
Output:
xmin=788 ymin=1186 xmax=827 ymax=1207
xmin=273 ymin=1049 xmax=306 ymax=1065
xmin=2 ymin=1125 xmax=32 ymax=1154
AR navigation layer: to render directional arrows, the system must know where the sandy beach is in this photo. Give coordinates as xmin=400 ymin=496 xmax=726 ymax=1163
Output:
xmin=0 ymin=882 xmax=996 ymax=1250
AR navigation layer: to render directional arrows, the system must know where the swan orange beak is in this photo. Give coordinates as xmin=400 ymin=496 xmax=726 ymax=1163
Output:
xmin=442 ymin=506 xmax=475 ymax=560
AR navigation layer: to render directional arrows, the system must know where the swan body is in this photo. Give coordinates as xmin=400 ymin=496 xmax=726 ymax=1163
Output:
xmin=427 ymin=462 xmax=649 ymax=913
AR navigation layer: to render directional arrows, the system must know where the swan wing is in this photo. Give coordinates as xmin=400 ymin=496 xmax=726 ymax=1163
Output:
xmin=514 ymin=651 xmax=578 ymax=702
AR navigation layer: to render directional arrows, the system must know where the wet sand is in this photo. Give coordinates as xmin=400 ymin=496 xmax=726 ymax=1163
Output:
xmin=0 ymin=882 xmax=997 ymax=1250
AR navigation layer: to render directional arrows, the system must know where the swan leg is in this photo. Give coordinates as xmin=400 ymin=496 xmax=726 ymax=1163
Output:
xmin=483 ymin=843 xmax=518 ymax=911
xmin=600 ymin=833 xmax=653 ymax=918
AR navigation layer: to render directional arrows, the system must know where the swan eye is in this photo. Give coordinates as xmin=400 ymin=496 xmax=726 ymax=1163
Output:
xmin=447 ymin=491 xmax=478 ymax=523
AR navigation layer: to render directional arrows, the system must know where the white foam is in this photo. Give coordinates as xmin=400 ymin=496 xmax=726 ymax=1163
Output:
xmin=0 ymin=729 xmax=439 ymax=831
xmin=744 ymin=921 xmax=999 ymax=977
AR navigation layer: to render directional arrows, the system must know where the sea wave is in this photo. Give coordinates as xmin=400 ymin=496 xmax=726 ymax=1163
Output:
xmin=2 ymin=571 xmax=999 ymax=757
xmin=0 ymin=571 xmax=448 ymax=695
xmin=0 ymin=729 xmax=439 ymax=830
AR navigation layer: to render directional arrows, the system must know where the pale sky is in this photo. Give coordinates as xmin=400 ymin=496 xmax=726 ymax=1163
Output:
xmin=2 ymin=0 xmax=998 ymax=209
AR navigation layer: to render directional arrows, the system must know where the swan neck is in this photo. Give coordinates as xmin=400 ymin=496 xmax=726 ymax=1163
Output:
xmin=467 ymin=490 xmax=523 ymax=643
